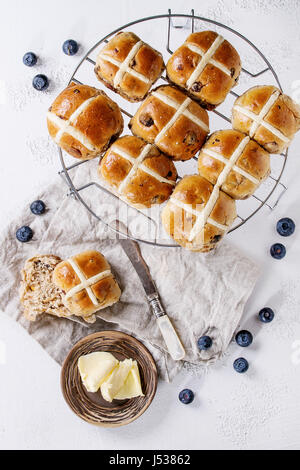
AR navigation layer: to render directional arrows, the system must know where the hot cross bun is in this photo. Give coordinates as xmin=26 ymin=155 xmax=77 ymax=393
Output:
xmin=161 ymin=175 xmax=236 ymax=252
xmin=198 ymin=129 xmax=270 ymax=199
xmin=99 ymin=135 xmax=177 ymax=208
xmin=47 ymin=83 xmax=123 ymax=160
xmin=232 ymin=85 xmax=300 ymax=153
xmin=166 ymin=31 xmax=241 ymax=109
xmin=94 ymin=32 xmax=165 ymax=102
xmin=129 ymin=85 xmax=209 ymax=161
xmin=53 ymin=250 xmax=121 ymax=320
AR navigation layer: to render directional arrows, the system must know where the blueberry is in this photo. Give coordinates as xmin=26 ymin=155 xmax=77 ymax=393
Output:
xmin=23 ymin=52 xmax=37 ymax=67
xmin=233 ymin=357 xmax=249 ymax=373
xmin=197 ymin=335 xmax=212 ymax=350
xmin=16 ymin=226 xmax=33 ymax=243
xmin=62 ymin=39 xmax=79 ymax=56
xmin=179 ymin=389 xmax=194 ymax=404
xmin=235 ymin=330 xmax=253 ymax=347
xmin=259 ymin=307 xmax=274 ymax=323
xmin=30 ymin=200 xmax=46 ymax=215
xmin=276 ymin=218 xmax=295 ymax=237
xmin=32 ymin=74 xmax=49 ymax=91
xmin=270 ymin=243 xmax=286 ymax=259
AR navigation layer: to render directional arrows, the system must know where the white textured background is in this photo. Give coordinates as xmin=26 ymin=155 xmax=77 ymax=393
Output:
xmin=1 ymin=0 xmax=300 ymax=450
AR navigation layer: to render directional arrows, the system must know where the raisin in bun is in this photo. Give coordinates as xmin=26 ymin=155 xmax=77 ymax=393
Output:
xmin=53 ymin=250 xmax=121 ymax=320
xmin=47 ymin=83 xmax=123 ymax=160
xmin=166 ymin=31 xmax=241 ymax=109
xmin=129 ymin=85 xmax=209 ymax=161
xmin=99 ymin=135 xmax=177 ymax=209
xmin=198 ymin=129 xmax=270 ymax=200
xmin=161 ymin=175 xmax=236 ymax=252
xmin=94 ymin=32 xmax=164 ymax=102
xmin=232 ymin=85 xmax=300 ymax=154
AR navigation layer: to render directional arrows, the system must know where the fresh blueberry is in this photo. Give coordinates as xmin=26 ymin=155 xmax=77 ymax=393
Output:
xmin=32 ymin=74 xmax=49 ymax=91
xmin=197 ymin=335 xmax=212 ymax=350
xmin=62 ymin=39 xmax=79 ymax=56
xmin=233 ymin=357 xmax=249 ymax=373
xmin=179 ymin=389 xmax=194 ymax=404
xmin=276 ymin=218 xmax=295 ymax=237
xmin=23 ymin=52 xmax=37 ymax=67
xmin=259 ymin=307 xmax=274 ymax=323
xmin=30 ymin=200 xmax=46 ymax=215
xmin=270 ymin=243 xmax=286 ymax=259
xmin=235 ymin=330 xmax=253 ymax=347
xmin=16 ymin=226 xmax=33 ymax=243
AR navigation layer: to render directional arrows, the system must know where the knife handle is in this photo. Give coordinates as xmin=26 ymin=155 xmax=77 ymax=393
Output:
xmin=156 ymin=315 xmax=186 ymax=361
xmin=148 ymin=294 xmax=185 ymax=361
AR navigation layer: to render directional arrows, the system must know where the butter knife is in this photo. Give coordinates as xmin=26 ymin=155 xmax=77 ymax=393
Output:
xmin=113 ymin=220 xmax=185 ymax=361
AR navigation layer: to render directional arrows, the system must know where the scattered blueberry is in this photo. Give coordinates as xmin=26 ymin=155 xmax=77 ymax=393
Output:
xmin=259 ymin=307 xmax=275 ymax=323
xmin=233 ymin=357 xmax=249 ymax=373
xmin=62 ymin=39 xmax=79 ymax=56
xmin=270 ymin=243 xmax=286 ymax=259
xmin=235 ymin=330 xmax=253 ymax=348
xmin=197 ymin=335 xmax=213 ymax=350
xmin=16 ymin=226 xmax=33 ymax=243
xmin=32 ymin=74 xmax=49 ymax=91
xmin=23 ymin=52 xmax=37 ymax=67
xmin=30 ymin=200 xmax=46 ymax=215
xmin=179 ymin=389 xmax=194 ymax=404
xmin=276 ymin=218 xmax=295 ymax=237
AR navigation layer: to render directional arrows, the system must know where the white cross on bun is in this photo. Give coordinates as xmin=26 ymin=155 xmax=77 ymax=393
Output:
xmin=161 ymin=175 xmax=236 ymax=252
xmin=47 ymin=83 xmax=123 ymax=160
xmin=94 ymin=31 xmax=165 ymax=102
xmin=232 ymin=85 xmax=300 ymax=154
xmin=166 ymin=31 xmax=241 ymax=109
xmin=129 ymin=85 xmax=209 ymax=161
xmin=52 ymin=250 xmax=121 ymax=319
xmin=99 ymin=135 xmax=177 ymax=208
xmin=198 ymin=129 xmax=270 ymax=200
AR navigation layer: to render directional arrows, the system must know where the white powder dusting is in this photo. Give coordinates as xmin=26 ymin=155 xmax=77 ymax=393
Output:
xmin=198 ymin=1 xmax=235 ymax=27
xmin=207 ymin=276 xmax=300 ymax=448
xmin=182 ymin=361 xmax=208 ymax=377
xmin=26 ymin=135 xmax=58 ymax=166
xmin=257 ymin=39 xmax=295 ymax=75
xmin=7 ymin=48 xmax=85 ymax=173
xmin=213 ymin=375 xmax=285 ymax=448
xmin=7 ymin=58 xmax=71 ymax=111
xmin=270 ymin=279 xmax=300 ymax=341
xmin=182 ymin=348 xmax=234 ymax=376
xmin=238 ymin=0 xmax=300 ymax=14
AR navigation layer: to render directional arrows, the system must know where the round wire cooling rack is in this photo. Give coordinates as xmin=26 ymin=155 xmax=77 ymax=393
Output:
xmin=58 ymin=9 xmax=288 ymax=248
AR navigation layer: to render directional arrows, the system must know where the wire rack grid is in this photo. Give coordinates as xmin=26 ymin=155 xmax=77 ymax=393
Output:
xmin=58 ymin=9 xmax=288 ymax=248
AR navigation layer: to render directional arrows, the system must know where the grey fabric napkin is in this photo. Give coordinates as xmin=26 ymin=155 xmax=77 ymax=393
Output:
xmin=0 ymin=176 xmax=260 ymax=381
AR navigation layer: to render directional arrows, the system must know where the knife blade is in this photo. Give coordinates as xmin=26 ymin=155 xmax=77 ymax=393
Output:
xmin=118 ymin=236 xmax=157 ymax=298
xmin=113 ymin=220 xmax=185 ymax=361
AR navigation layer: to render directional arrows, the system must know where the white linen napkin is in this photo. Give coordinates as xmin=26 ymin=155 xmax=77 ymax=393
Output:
xmin=0 ymin=175 xmax=260 ymax=381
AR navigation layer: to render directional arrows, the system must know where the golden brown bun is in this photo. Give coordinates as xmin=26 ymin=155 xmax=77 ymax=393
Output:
xmin=99 ymin=135 xmax=177 ymax=208
xmin=94 ymin=32 xmax=165 ymax=102
xmin=161 ymin=175 xmax=236 ymax=252
xmin=232 ymin=85 xmax=300 ymax=153
xmin=129 ymin=85 xmax=209 ymax=161
xmin=47 ymin=83 xmax=123 ymax=160
xmin=166 ymin=31 xmax=241 ymax=109
xmin=53 ymin=250 xmax=121 ymax=318
xmin=198 ymin=129 xmax=270 ymax=199
xmin=20 ymin=255 xmax=72 ymax=322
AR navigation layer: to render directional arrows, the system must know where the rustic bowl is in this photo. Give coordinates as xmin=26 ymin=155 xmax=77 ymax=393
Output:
xmin=61 ymin=330 xmax=158 ymax=427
